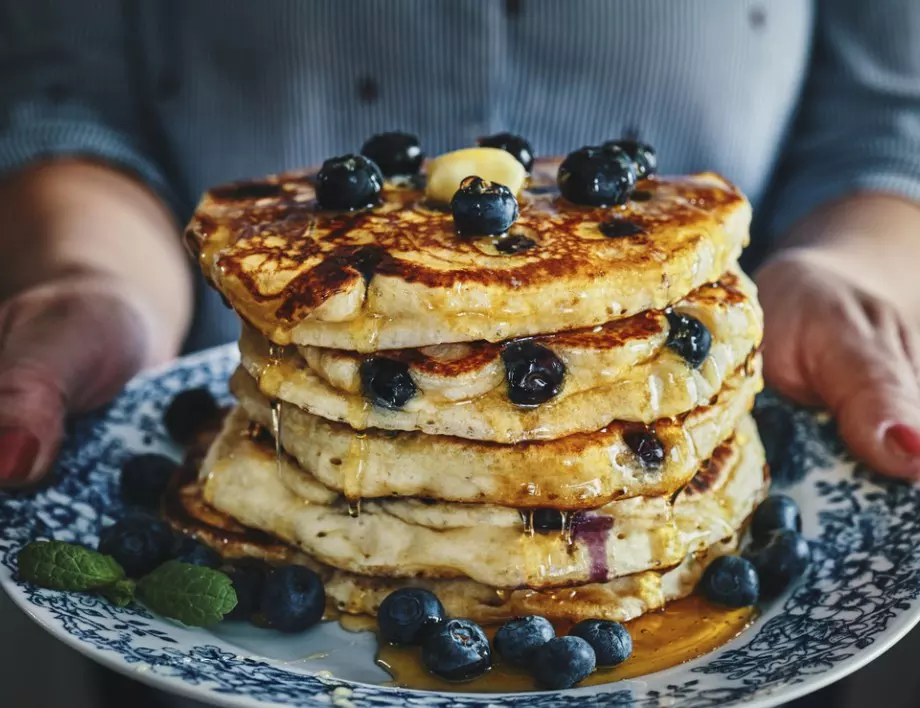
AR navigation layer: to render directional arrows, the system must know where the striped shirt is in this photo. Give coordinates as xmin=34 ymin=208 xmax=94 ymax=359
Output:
xmin=2 ymin=0 xmax=919 ymax=351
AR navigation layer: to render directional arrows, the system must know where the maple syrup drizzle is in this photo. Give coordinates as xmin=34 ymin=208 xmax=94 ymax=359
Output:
xmin=343 ymin=399 xmax=371 ymax=517
xmin=371 ymin=595 xmax=755 ymax=692
xmin=266 ymin=342 xmax=285 ymax=479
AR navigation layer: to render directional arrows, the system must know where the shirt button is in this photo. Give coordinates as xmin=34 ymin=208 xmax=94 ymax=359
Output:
xmin=357 ymin=76 xmax=379 ymax=104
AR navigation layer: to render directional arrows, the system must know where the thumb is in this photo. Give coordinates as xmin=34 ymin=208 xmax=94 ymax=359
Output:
xmin=0 ymin=277 xmax=151 ymax=487
xmin=805 ymin=300 xmax=920 ymax=480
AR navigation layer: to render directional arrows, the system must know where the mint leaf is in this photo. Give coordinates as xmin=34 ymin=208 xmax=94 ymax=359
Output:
xmin=137 ymin=561 xmax=237 ymax=626
xmin=101 ymin=578 xmax=137 ymax=607
xmin=18 ymin=541 xmax=125 ymax=591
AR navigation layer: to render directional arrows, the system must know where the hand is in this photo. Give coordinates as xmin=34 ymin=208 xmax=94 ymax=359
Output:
xmin=0 ymin=273 xmax=153 ymax=486
xmin=757 ymin=250 xmax=920 ymax=479
xmin=0 ymin=160 xmax=192 ymax=488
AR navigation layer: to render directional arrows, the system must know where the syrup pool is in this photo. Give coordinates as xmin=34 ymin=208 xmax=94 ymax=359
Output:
xmin=340 ymin=594 xmax=755 ymax=693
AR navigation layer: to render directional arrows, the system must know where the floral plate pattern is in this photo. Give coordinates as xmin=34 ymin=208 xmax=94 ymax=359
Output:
xmin=2 ymin=344 xmax=919 ymax=708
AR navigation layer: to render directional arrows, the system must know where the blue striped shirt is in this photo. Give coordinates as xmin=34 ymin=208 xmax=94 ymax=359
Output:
xmin=2 ymin=0 xmax=919 ymax=350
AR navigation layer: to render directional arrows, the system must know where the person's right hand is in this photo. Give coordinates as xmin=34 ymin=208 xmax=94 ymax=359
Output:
xmin=0 ymin=161 xmax=192 ymax=488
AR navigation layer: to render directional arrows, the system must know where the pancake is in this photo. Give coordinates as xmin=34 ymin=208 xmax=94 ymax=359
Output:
xmin=199 ymin=413 xmax=767 ymax=589
xmin=167 ymin=471 xmax=740 ymax=624
xmin=231 ymin=361 xmax=762 ymax=508
xmin=186 ymin=159 xmax=751 ymax=352
xmin=238 ymin=269 xmax=761 ymax=441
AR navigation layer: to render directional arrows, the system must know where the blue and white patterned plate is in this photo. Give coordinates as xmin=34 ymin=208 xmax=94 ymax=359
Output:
xmin=2 ymin=344 xmax=920 ymax=708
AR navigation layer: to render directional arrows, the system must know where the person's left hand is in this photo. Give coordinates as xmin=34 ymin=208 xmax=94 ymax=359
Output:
xmin=756 ymin=249 xmax=920 ymax=479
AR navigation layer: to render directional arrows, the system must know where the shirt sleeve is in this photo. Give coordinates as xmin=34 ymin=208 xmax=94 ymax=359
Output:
xmin=0 ymin=1 xmax=180 ymax=212
xmin=766 ymin=0 xmax=920 ymax=237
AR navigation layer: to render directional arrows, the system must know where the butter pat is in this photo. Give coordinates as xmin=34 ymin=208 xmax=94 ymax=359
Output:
xmin=426 ymin=147 xmax=527 ymax=204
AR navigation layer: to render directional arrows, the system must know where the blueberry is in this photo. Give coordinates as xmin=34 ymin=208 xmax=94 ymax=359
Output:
xmin=172 ymin=538 xmax=222 ymax=569
xmin=599 ymin=219 xmax=644 ymax=238
xmin=751 ymin=495 xmax=802 ymax=543
xmin=225 ymin=563 xmax=266 ymax=621
xmin=501 ymin=341 xmax=565 ymax=406
xmin=602 ymin=140 xmax=657 ymax=179
xmin=557 ymin=146 xmax=636 ymax=207
xmin=360 ymin=357 xmax=417 ymax=410
xmin=494 ymin=616 xmax=555 ymax=667
xmin=494 ymin=233 xmax=536 ymax=254
xmin=315 ymin=154 xmax=384 ymax=211
xmin=120 ymin=453 xmax=177 ymax=508
xmin=698 ymin=556 xmax=760 ymax=608
xmin=623 ymin=428 xmax=665 ymax=471
xmin=752 ymin=406 xmax=798 ymax=484
xmin=378 ymin=588 xmax=446 ymax=645
xmin=450 ymin=176 xmax=519 ymax=237
xmin=666 ymin=311 xmax=712 ymax=368
xmin=421 ymin=618 xmax=492 ymax=681
xmin=477 ymin=132 xmax=534 ymax=172
xmin=745 ymin=529 xmax=810 ymax=598
xmin=532 ymin=509 xmax=563 ymax=532
xmin=569 ymin=619 xmax=632 ymax=667
xmin=531 ymin=636 xmax=596 ymax=690
xmin=361 ymin=132 xmax=424 ymax=177
xmin=98 ymin=516 xmax=175 ymax=578
xmin=164 ymin=388 xmax=221 ymax=445
xmin=260 ymin=565 xmax=326 ymax=632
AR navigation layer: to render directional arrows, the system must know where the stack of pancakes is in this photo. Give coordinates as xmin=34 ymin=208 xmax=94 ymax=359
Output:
xmin=182 ymin=153 xmax=767 ymax=623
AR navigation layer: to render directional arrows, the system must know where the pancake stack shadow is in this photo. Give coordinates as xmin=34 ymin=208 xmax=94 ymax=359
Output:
xmin=180 ymin=149 xmax=768 ymax=624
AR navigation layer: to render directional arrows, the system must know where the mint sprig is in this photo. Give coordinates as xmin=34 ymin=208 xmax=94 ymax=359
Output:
xmin=137 ymin=561 xmax=238 ymax=626
xmin=101 ymin=578 xmax=137 ymax=607
xmin=17 ymin=541 xmax=125 ymax=591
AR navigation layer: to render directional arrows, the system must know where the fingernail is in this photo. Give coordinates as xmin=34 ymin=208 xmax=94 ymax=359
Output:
xmin=884 ymin=424 xmax=920 ymax=459
xmin=0 ymin=426 xmax=40 ymax=482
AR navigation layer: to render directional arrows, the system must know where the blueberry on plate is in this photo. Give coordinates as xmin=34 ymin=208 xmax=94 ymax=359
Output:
xmin=163 ymin=388 xmax=221 ymax=446
xmin=602 ymin=139 xmax=657 ymax=179
xmin=172 ymin=538 xmax=222 ymax=569
xmin=665 ymin=311 xmax=712 ymax=368
xmin=120 ymin=453 xmax=177 ymax=508
xmin=98 ymin=516 xmax=175 ymax=578
xmin=501 ymin=340 xmax=565 ymax=406
xmin=360 ymin=357 xmax=417 ymax=410
xmin=477 ymin=132 xmax=534 ymax=172
xmin=531 ymin=636 xmax=596 ymax=690
xmin=260 ymin=565 xmax=326 ymax=632
xmin=752 ymin=406 xmax=799 ymax=484
xmin=450 ymin=176 xmax=519 ymax=237
xmin=745 ymin=529 xmax=810 ymax=598
xmin=361 ymin=132 xmax=424 ymax=177
xmin=569 ymin=619 xmax=632 ymax=667
xmin=623 ymin=427 xmax=666 ymax=471
xmin=557 ymin=146 xmax=636 ymax=207
xmin=698 ymin=555 xmax=760 ymax=608
xmin=225 ymin=562 xmax=267 ymax=621
xmin=421 ymin=618 xmax=492 ymax=681
xmin=751 ymin=495 xmax=802 ymax=543
xmin=315 ymin=154 xmax=384 ymax=211
xmin=494 ymin=615 xmax=555 ymax=666
xmin=378 ymin=588 xmax=446 ymax=645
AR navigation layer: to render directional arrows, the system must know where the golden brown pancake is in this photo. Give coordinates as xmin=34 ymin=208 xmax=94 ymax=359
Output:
xmin=197 ymin=412 xmax=767 ymax=589
xmin=186 ymin=160 xmax=750 ymax=351
xmin=166 ymin=465 xmax=741 ymax=623
xmin=231 ymin=361 xmax=762 ymax=508
xmin=238 ymin=270 xmax=762 ymax=440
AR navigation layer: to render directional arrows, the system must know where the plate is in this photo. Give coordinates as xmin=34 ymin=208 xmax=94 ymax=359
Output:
xmin=2 ymin=344 xmax=919 ymax=708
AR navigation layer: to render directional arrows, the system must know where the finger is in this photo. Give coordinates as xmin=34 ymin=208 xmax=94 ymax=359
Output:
xmin=805 ymin=303 xmax=920 ymax=480
xmin=757 ymin=258 xmax=824 ymax=407
xmin=0 ymin=278 xmax=149 ymax=487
